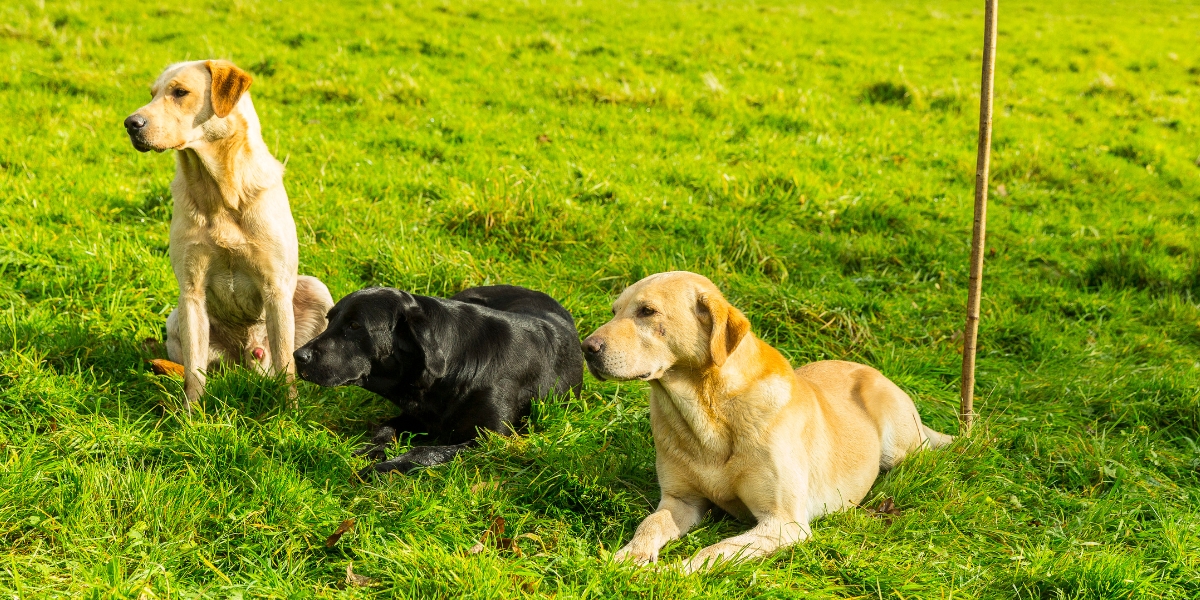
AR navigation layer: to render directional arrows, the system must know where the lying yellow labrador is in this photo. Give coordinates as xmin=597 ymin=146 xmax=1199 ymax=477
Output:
xmin=582 ymin=271 xmax=951 ymax=572
xmin=124 ymin=60 xmax=333 ymax=410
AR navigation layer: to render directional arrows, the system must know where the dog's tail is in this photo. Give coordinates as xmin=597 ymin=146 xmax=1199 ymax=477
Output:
xmin=922 ymin=424 xmax=955 ymax=449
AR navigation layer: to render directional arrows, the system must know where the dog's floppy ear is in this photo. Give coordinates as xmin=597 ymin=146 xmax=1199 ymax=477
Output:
xmin=697 ymin=292 xmax=750 ymax=368
xmin=387 ymin=289 xmax=447 ymax=388
xmin=205 ymin=60 xmax=253 ymax=118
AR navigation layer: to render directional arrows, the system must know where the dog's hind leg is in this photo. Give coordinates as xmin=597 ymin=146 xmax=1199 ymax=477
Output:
xmin=293 ymin=275 xmax=334 ymax=347
xmin=921 ymin=424 xmax=955 ymax=449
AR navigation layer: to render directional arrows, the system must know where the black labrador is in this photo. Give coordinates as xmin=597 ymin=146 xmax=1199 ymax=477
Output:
xmin=293 ymin=285 xmax=583 ymax=478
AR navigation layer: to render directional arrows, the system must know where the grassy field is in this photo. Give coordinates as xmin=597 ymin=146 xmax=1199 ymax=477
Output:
xmin=2 ymin=0 xmax=1200 ymax=597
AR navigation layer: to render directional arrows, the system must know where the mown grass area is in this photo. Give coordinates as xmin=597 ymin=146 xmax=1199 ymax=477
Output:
xmin=2 ymin=0 xmax=1200 ymax=597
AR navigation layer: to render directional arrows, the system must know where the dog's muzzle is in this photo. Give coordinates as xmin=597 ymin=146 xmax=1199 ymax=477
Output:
xmin=582 ymin=335 xmax=610 ymax=381
xmin=293 ymin=346 xmax=315 ymax=379
xmin=124 ymin=114 xmax=154 ymax=153
xmin=582 ymin=335 xmax=655 ymax=381
xmin=292 ymin=346 xmax=365 ymax=387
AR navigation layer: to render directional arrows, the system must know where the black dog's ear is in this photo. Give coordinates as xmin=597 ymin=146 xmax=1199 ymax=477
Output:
xmin=386 ymin=289 xmax=447 ymax=388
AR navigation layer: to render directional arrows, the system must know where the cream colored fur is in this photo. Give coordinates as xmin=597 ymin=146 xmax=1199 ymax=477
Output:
xmin=127 ymin=60 xmax=333 ymax=411
xmin=582 ymin=271 xmax=952 ymax=572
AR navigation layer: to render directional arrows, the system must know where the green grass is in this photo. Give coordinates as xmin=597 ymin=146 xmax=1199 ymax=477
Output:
xmin=2 ymin=0 xmax=1200 ymax=596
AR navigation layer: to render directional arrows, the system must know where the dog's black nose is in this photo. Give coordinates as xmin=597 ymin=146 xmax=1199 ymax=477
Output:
xmin=582 ymin=336 xmax=605 ymax=356
xmin=293 ymin=347 xmax=313 ymax=366
xmin=124 ymin=114 xmax=147 ymax=130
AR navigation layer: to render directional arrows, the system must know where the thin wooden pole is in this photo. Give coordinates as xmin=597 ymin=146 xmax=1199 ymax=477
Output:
xmin=960 ymin=0 xmax=998 ymax=435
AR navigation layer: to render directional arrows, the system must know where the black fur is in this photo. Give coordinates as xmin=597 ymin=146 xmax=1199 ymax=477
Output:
xmin=293 ymin=285 xmax=583 ymax=478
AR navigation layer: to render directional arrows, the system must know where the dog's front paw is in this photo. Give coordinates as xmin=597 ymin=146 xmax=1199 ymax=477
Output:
xmin=613 ymin=544 xmax=657 ymax=567
xmin=355 ymin=458 xmax=418 ymax=481
xmin=353 ymin=426 xmax=399 ymax=460
xmin=682 ymin=553 xmax=718 ymax=574
xmin=353 ymin=443 xmax=390 ymax=461
xmin=682 ymin=543 xmax=743 ymax=574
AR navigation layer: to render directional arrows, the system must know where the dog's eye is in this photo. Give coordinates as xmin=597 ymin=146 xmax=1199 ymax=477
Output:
xmin=349 ymin=321 xmax=362 ymax=330
xmin=172 ymin=88 xmax=189 ymax=98
xmin=638 ymin=306 xmax=657 ymax=318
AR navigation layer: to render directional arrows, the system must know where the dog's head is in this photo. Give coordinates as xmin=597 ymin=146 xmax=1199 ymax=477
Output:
xmin=123 ymin=60 xmax=253 ymax=153
xmin=293 ymin=288 xmax=446 ymax=389
xmin=582 ymin=271 xmax=750 ymax=381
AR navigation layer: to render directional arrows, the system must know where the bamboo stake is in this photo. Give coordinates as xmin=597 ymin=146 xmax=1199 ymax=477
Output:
xmin=960 ymin=0 xmax=999 ymax=435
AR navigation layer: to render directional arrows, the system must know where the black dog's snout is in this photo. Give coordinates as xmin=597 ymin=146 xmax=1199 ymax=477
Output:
xmin=582 ymin=336 xmax=605 ymax=356
xmin=293 ymin=347 xmax=314 ymax=367
xmin=124 ymin=114 xmax=147 ymax=130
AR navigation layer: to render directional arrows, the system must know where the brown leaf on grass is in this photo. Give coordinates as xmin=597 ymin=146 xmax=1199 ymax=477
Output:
xmin=468 ymin=516 xmax=502 ymax=554
xmin=149 ymin=359 xmax=184 ymax=378
xmin=325 ymin=519 xmax=355 ymax=547
xmin=875 ymin=497 xmax=902 ymax=515
xmin=469 ymin=480 xmax=499 ymax=494
xmin=345 ymin=562 xmax=379 ymax=587
xmin=866 ymin=497 xmax=902 ymax=522
xmin=468 ymin=516 xmax=521 ymax=555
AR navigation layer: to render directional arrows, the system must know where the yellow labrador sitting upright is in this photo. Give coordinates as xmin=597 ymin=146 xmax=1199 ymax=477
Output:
xmin=124 ymin=60 xmax=333 ymax=411
xmin=582 ymin=271 xmax=952 ymax=572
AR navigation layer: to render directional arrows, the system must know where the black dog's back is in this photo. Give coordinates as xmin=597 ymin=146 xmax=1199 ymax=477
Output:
xmin=451 ymin=285 xmax=573 ymax=323
xmin=450 ymin=285 xmax=583 ymax=397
